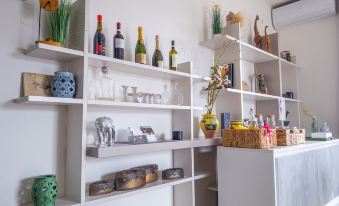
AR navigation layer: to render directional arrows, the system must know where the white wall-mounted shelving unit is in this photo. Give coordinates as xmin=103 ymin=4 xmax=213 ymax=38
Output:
xmin=14 ymin=1 xmax=220 ymax=206
xmin=200 ymin=23 xmax=301 ymax=129
xmin=14 ymin=1 xmax=300 ymax=206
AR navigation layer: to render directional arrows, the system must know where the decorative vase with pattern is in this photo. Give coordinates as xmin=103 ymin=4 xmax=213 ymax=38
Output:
xmin=200 ymin=113 xmax=220 ymax=138
xmin=31 ymin=175 xmax=58 ymax=206
xmin=51 ymin=71 xmax=76 ymax=98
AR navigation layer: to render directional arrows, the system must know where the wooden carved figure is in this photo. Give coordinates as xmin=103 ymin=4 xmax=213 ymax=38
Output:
xmin=265 ymin=26 xmax=271 ymax=53
xmin=254 ymin=15 xmax=262 ymax=49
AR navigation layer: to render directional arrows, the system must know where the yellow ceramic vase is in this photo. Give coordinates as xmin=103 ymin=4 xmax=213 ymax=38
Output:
xmin=200 ymin=113 xmax=220 ymax=138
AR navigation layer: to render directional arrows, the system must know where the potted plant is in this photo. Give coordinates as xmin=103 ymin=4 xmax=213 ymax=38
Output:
xmin=200 ymin=44 xmax=231 ymax=138
xmin=49 ymin=0 xmax=71 ymax=47
xmin=211 ymin=4 xmax=222 ymax=37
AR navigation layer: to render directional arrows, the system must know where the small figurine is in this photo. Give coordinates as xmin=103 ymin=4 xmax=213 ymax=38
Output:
xmin=257 ymin=73 xmax=268 ymax=94
xmin=95 ymin=117 xmax=115 ymax=147
xmin=265 ymin=26 xmax=271 ymax=53
xmin=254 ymin=15 xmax=262 ymax=49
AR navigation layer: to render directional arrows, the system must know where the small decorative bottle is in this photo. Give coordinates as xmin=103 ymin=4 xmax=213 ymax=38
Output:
xmin=94 ymin=66 xmax=115 ymax=101
xmin=256 ymin=113 xmax=265 ymax=129
xmin=267 ymin=115 xmax=276 ymax=129
xmin=248 ymin=108 xmax=258 ymax=129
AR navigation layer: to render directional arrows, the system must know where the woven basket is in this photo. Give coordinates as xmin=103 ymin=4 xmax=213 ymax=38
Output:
xmin=276 ymin=129 xmax=305 ymax=146
xmin=222 ymin=129 xmax=277 ymax=149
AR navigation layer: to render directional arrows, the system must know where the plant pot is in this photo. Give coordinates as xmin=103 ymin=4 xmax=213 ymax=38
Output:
xmin=31 ymin=175 xmax=58 ymax=206
xmin=51 ymin=71 xmax=76 ymax=98
xmin=213 ymin=33 xmax=221 ymax=38
xmin=200 ymin=113 xmax=220 ymax=138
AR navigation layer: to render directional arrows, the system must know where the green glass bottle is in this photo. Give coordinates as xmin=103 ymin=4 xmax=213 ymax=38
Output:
xmin=169 ymin=40 xmax=178 ymax=71
xmin=135 ymin=26 xmax=146 ymax=64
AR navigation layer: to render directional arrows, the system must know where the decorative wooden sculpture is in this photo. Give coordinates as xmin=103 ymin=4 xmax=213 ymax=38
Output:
xmin=265 ymin=26 xmax=271 ymax=53
xmin=257 ymin=73 xmax=268 ymax=94
xmin=254 ymin=15 xmax=262 ymax=49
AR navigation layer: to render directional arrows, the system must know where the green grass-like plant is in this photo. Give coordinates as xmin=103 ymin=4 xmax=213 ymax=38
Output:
xmin=211 ymin=4 xmax=221 ymax=35
xmin=49 ymin=0 xmax=71 ymax=46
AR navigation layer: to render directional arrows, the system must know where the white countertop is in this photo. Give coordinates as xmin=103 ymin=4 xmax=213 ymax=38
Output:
xmin=218 ymin=139 xmax=339 ymax=158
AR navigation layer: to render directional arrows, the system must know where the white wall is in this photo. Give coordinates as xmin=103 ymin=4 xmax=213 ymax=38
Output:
xmin=279 ymin=13 xmax=339 ymax=137
xmin=0 ymin=0 xmax=273 ymax=205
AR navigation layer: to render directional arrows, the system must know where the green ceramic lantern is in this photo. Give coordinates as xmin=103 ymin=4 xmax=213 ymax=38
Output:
xmin=31 ymin=175 xmax=58 ymax=206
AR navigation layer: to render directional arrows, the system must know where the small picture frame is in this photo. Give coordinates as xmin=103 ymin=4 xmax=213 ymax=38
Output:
xmin=223 ymin=63 xmax=234 ymax=88
xmin=22 ymin=72 xmax=53 ymax=97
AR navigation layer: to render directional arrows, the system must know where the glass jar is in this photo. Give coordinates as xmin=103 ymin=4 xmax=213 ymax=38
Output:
xmin=93 ymin=66 xmax=115 ymax=101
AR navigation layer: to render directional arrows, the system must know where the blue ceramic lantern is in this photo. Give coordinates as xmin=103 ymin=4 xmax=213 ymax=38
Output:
xmin=51 ymin=71 xmax=76 ymax=98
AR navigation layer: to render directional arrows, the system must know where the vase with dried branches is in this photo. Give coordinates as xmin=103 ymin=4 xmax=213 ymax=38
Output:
xmin=303 ymin=107 xmax=318 ymax=133
xmin=200 ymin=42 xmax=231 ymax=138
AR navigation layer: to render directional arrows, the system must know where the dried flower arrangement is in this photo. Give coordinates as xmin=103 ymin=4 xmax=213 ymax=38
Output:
xmin=204 ymin=42 xmax=232 ymax=114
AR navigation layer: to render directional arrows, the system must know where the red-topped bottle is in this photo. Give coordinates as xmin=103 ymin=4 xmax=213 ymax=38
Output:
xmin=114 ymin=22 xmax=124 ymax=59
xmin=93 ymin=15 xmax=106 ymax=56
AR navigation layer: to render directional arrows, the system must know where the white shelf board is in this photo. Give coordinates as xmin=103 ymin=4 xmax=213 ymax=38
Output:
xmin=88 ymin=53 xmax=191 ymax=80
xmin=280 ymin=58 xmax=300 ymax=69
xmin=193 ymin=106 xmax=204 ymax=111
xmin=14 ymin=96 xmax=84 ymax=105
xmin=192 ymin=74 xmax=211 ymax=82
xmin=24 ymin=197 xmax=80 ymax=206
xmin=87 ymin=100 xmax=190 ymax=110
xmin=200 ymin=35 xmax=238 ymax=50
xmin=284 ymin=98 xmax=302 ymax=103
xmin=221 ymin=88 xmax=242 ymax=94
xmin=207 ymin=184 xmax=218 ymax=192
xmin=87 ymin=138 xmax=222 ymax=158
xmin=240 ymin=42 xmax=279 ymax=63
xmin=85 ymin=172 xmax=209 ymax=205
xmin=25 ymin=43 xmax=84 ymax=62
xmin=242 ymin=91 xmax=280 ymax=101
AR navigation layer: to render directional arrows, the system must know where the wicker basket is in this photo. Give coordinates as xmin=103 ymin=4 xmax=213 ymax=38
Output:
xmin=222 ymin=129 xmax=277 ymax=149
xmin=276 ymin=129 xmax=305 ymax=146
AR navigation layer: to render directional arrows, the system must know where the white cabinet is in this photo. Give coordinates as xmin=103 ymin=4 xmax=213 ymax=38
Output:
xmin=217 ymin=140 xmax=339 ymax=206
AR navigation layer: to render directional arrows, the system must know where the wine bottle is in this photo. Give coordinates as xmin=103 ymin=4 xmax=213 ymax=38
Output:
xmin=93 ymin=15 xmax=106 ymax=56
xmin=152 ymin=35 xmax=164 ymax=68
xmin=135 ymin=26 xmax=146 ymax=64
xmin=169 ymin=40 xmax=177 ymax=71
xmin=113 ymin=22 xmax=124 ymax=60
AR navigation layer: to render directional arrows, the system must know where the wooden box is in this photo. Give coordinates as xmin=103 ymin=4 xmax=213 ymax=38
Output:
xmin=276 ymin=129 xmax=305 ymax=146
xmin=222 ymin=129 xmax=277 ymax=149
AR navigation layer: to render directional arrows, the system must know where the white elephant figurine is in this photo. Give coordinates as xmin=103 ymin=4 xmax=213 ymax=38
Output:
xmin=95 ymin=117 xmax=115 ymax=147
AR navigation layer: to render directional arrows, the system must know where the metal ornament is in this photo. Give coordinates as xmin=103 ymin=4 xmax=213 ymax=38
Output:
xmin=95 ymin=117 xmax=115 ymax=147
